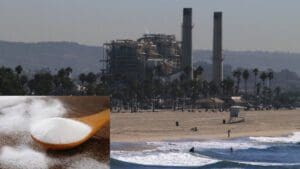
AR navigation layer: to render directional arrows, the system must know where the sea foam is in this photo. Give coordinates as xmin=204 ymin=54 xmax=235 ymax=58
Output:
xmin=112 ymin=151 xmax=219 ymax=167
xmin=249 ymin=132 xmax=300 ymax=144
xmin=148 ymin=139 xmax=268 ymax=151
xmin=111 ymin=139 xmax=268 ymax=167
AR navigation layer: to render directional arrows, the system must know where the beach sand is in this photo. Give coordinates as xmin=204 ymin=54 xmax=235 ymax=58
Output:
xmin=111 ymin=109 xmax=300 ymax=143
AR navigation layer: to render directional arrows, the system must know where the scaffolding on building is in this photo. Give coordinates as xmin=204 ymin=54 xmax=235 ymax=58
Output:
xmin=102 ymin=34 xmax=182 ymax=80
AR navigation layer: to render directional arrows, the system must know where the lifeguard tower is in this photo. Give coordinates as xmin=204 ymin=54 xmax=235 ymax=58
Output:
xmin=228 ymin=106 xmax=245 ymax=124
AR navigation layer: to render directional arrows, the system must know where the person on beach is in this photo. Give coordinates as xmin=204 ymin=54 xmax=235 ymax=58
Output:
xmin=227 ymin=129 xmax=231 ymax=138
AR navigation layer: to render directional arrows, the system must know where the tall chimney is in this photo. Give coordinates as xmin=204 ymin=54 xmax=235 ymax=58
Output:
xmin=182 ymin=8 xmax=193 ymax=80
xmin=212 ymin=11 xmax=223 ymax=84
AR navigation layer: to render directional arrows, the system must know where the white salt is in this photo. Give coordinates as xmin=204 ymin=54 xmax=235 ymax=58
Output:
xmin=0 ymin=97 xmax=66 ymax=135
xmin=0 ymin=146 xmax=48 ymax=169
xmin=30 ymin=117 xmax=92 ymax=144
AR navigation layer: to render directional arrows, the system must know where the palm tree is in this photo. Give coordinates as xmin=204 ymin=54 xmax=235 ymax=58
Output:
xmin=183 ymin=66 xmax=192 ymax=80
xmin=252 ymin=68 xmax=259 ymax=93
xmin=65 ymin=67 xmax=73 ymax=77
xmin=28 ymin=72 xmax=54 ymax=95
xmin=0 ymin=66 xmax=26 ymax=94
xmin=267 ymin=71 xmax=274 ymax=88
xmin=79 ymin=73 xmax=86 ymax=94
xmin=260 ymin=72 xmax=268 ymax=87
xmin=15 ymin=65 xmax=23 ymax=77
xmin=202 ymin=80 xmax=209 ymax=97
xmin=208 ymin=81 xmax=219 ymax=97
xmin=222 ymin=77 xmax=234 ymax=96
xmin=242 ymin=69 xmax=250 ymax=96
xmin=274 ymin=86 xmax=281 ymax=98
xmin=79 ymin=73 xmax=86 ymax=86
xmin=194 ymin=66 xmax=203 ymax=80
xmin=233 ymin=69 xmax=242 ymax=95
xmin=86 ymin=72 xmax=97 ymax=84
xmin=256 ymin=83 xmax=261 ymax=95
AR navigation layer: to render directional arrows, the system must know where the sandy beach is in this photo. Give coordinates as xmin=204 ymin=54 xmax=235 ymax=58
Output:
xmin=111 ymin=109 xmax=300 ymax=143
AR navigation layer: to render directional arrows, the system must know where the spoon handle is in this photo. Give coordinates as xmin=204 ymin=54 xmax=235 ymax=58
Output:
xmin=77 ymin=109 xmax=110 ymax=135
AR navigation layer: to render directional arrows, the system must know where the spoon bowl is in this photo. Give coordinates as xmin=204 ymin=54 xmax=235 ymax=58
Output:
xmin=31 ymin=108 xmax=110 ymax=150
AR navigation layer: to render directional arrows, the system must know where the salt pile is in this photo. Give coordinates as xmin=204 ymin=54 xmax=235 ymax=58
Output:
xmin=0 ymin=97 xmax=66 ymax=135
xmin=31 ymin=117 xmax=92 ymax=144
xmin=0 ymin=146 xmax=48 ymax=169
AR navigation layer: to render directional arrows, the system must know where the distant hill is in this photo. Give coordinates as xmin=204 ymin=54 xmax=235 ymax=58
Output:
xmin=193 ymin=50 xmax=300 ymax=90
xmin=0 ymin=41 xmax=102 ymax=75
xmin=194 ymin=61 xmax=300 ymax=91
xmin=193 ymin=49 xmax=300 ymax=75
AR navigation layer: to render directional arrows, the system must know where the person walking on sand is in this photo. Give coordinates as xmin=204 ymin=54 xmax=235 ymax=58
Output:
xmin=227 ymin=129 xmax=231 ymax=138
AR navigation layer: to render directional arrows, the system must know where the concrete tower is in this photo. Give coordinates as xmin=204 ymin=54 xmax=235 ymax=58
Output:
xmin=182 ymin=8 xmax=193 ymax=80
xmin=212 ymin=12 xmax=223 ymax=84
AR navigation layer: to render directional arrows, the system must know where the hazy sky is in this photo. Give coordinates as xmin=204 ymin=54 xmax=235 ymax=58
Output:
xmin=1 ymin=0 xmax=300 ymax=52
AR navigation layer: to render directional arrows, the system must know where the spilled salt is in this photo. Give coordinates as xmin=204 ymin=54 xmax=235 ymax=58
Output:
xmin=0 ymin=146 xmax=48 ymax=169
xmin=30 ymin=117 xmax=92 ymax=144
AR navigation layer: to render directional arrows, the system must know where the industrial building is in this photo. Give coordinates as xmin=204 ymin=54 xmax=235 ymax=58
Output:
xmin=103 ymin=8 xmax=193 ymax=80
xmin=104 ymin=34 xmax=182 ymax=80
xmin=103 ymin=8 xmax=224 ymax=83
xmin=104 ymin=39 xmax=145 ymax=79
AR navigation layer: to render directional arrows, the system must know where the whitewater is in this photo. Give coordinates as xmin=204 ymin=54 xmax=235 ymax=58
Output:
xmin=111 ymin=132 xmax=300 ymax=169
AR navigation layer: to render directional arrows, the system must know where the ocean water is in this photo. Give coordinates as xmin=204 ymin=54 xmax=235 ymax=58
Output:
xmin=111 ymin=132 xmax=300 ymax=169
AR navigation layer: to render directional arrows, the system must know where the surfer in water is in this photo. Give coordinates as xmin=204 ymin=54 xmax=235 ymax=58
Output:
xmin=230 ymin=147 xmax=233 ymax=153
xmin=189 ymin=147 xmax=195 ymax=153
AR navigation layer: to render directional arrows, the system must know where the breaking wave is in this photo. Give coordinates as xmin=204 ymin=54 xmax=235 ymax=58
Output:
xmin=112 ymin=151 xmax=219 ymax=167
xmin=111 ymin=132 xmax=300 ymax=168
xmin=249 ymin=132 xmax=300 ymax=144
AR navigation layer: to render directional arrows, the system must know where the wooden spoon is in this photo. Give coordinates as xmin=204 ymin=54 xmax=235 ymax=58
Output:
xmin=31 ymin=108 xmax=110 ymax=150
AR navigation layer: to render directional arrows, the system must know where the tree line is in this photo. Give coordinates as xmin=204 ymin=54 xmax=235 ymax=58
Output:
xmin=0 ymin=65 xmax=108 ymax=95
xmin=0 ymin=65 xmax=297 ymax=108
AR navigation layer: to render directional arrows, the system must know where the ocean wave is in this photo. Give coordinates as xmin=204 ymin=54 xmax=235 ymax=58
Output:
xmin=111 ymin=133 xmax=300 ymax=168
xmin=232 ymin=160 xmax=300 ymax=167
xmin=111 ymin=151 xmax=219 ymax=167
xmin=147 ymin=139 xmax=268 ymax=152
xmin=249 ymin=132 xmax=300 ymax=144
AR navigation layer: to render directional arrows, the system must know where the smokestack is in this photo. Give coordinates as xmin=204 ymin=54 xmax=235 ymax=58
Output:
xmin=182 ymin=8 xmax=193 ymax=79
xmin=212 ymin=11 xmax=223 ymax=84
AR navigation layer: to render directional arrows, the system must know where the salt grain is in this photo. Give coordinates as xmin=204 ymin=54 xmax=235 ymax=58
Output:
xmin=31 ymin=118 xmax=92 ymax=144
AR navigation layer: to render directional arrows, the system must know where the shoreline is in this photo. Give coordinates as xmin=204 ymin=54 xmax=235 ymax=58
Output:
xmin=111 ymin=129 xmax=299 ymax=152
xmin=111 ymin=109 xmax=300 ymax=143
xmin=112 ymin=129 xmax=298 ymax=143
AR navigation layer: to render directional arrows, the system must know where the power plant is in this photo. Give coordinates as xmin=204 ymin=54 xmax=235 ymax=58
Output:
xmin=212 ymin=12 xmax=223 ymax=84
xmin=104 ymin=34 xmax=182 ymax=79
xmin=103 ymin=9 xmax=223 ymax=83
